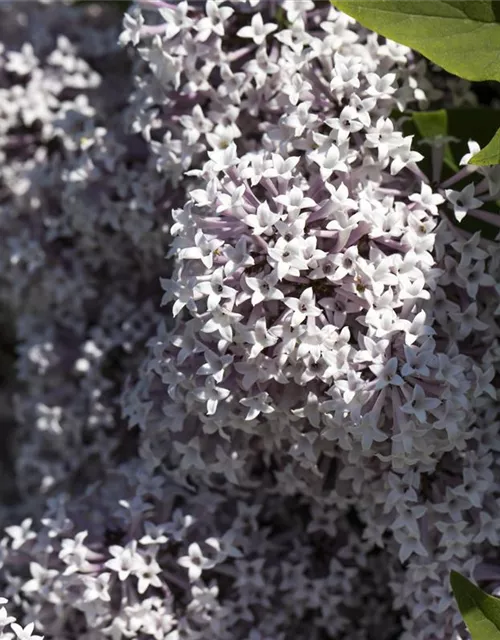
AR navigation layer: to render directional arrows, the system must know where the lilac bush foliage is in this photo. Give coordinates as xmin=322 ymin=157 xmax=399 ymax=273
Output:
xmin=0 ymin=1 xmax=500 ymax=640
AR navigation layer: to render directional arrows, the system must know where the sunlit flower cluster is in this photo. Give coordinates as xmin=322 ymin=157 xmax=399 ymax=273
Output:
xmin=0 ymin=2 xmax=498 ymax=640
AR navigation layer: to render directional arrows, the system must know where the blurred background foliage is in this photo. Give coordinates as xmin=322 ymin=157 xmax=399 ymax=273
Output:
xmin=73 ymin=0 xmax=132 ymax=13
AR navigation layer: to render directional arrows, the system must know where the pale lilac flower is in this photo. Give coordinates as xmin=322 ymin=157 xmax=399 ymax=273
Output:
xmin=284 ymin=288 xmax=322 ymax=326
xmin=400 ymin=385 xmax=441 ymax=423
xmin=178 ymin=543 xmax=214 ymax=581
xmin=195 ymin=0 xmax=234 ymax=41
xmin=236 ymin=13 xmax=277 ymax=46
xmin=445 ymin=183 xmax=483 ymax=222
xmin=105 ymin=542 xmax=142 ymax=581
xmin=240 ymin=392 xmax=275 ymax=421
xmin=10 ymin=624 xmax=43 ymax=640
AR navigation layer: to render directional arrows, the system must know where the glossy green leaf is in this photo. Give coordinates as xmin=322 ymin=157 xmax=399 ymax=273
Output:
xmin=331 ymin=1 xmax=500 ymax=83
xmin=450 ymin=571 xmax=500 ymax=640
xmin=470 ymin=127 xmax=500 ymax=165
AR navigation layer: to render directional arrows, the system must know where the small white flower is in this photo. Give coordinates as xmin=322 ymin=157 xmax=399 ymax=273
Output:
xmin=22 ymin=562 xmax=58 ymax=592
xmin=284 ymin=288 xmax=322 ymax=326
xmin=0 ymin=606 xmax=15 ymax=631
xmin=216 ymin=184 xmax=246 ymax=213
xmin=275 ymin=186 xmax=316 ymax=217
xmin=445 ymin=183 xmax=483 ymax=222
xmin=201 ymin=305 xmax=243 ymax=341
xmin=5 ymin=519 xmax=36 ymax=551
xmin=224 ymin=237 xmax=255 ymax=275
xmin=325 ymin=105 xmax=364 ymax=143
xmin=196 ymin=0 xmax=234 ymax=41
xmin=310 ymin=143 xmax=348 ymax=180
xmin=205 ymin=530 xmax=243 ymax=561
xmin=262 ymin=154 xmax=300 ymax=180
xmin=283 ymin=102 xmax=318 ymax=137
xmin=245 ymin=202 xmax=282 ymax=236
xmin=140 ymin=522 xmax=170 ymax=546
xmin=240 ymin=392 xmax=275 ymax=421
xmin=400 ymin=385 xmax=440 ymax=423
xmin=389 ymin=137 xmax=424 ymax=175
xmin=408 ymin=182 xmax=444 ymax=214
xmin=158 ymin=1 xmax=193 ymax=39
xmin=365 ymin=72 xmax=397 ymax=99
xmin=10 ymin=624 xmax=43 ymax=640
xmin=196 ymin=349 xmax=233 ymax=383
xmin=237 ymin=12 xmax=277 ymax=46
xmin=192 ymin=377 xmax=231 ymax=415
xmin=194 ymin=268 xmax=237 ymax=311
xmin=365 ymin=117 xmax=403 ymax=158
xmin=457 ymin=259 xmax=495 ymax=298
xmin=105 ymin=541 xmax=142 ymax=581
xmin=330 ymin=52 xmax=361 ymax=92
xmin=135 ymin=557 xmax=163 ymax=594
xmin=82 ymin=573 xmax=112 ymax=603
xmin=267 ymin=237 xmax=308 ymax=280
xmin=178 ymin=229 xmax=224 ymax=269
xmin=207 ymin=141 xmax=238 ymax=172
xmin=349 ymin=94 xmax=376 ymax=127
xmin=244 ymin=271 xmax=284 ymax=305
xmin=242 ymin=317 xmax=278 ymax=358
xmin=459 ymin=140 xmax=481 ymax=165
xmin=178 ymin=543 xmax=214 ymax=581
xmin=119 ymin=10 xmax=145 ymax=47
xmin=369 ymin=358 xmax=404 ymax=390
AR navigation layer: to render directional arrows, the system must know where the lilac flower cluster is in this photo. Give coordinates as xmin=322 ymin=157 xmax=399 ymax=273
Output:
xmin=121 ymin=1 xmax=500 ymax=638
xmin=0 ymin=2 xmax=499 ymax=640
xmin=0 ymin=1 xmax=171 ymax=502
xmin=0 ymin=460 xmax=403 ymax=640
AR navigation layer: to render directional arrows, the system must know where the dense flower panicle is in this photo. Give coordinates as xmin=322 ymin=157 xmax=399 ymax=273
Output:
xmin=153 ymin=147 xmax=482 ymax=476
xmin=0 ymin=2 xmax=498 ymax=640
xmin=0 ymin=461 xmax=402 ymax=640
xmin=121 ymin=2 xmax=500 ymax=639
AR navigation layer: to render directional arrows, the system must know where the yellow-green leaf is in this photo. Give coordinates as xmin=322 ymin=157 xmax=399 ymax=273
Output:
xmin=450 ymin=571 xmax=500 ymax=640
xmin=470 ymin=127 xmax=500 ymax=165
xmin=332 ymin=1 xmax=500 ymax=83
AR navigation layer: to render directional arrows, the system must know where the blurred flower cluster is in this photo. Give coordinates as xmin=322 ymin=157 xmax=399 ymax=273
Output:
xmin=0 ymin=1 xmax=499 ymax=640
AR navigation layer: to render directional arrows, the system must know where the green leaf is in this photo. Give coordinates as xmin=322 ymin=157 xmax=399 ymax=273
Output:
xmin=470 ymin=127 xmax=500 ymax=165
xmin=399 ymin=107 xmax=500 ymax=173
xmin=409 ymin=109 xmax=458 ymax=171
xmin=411 ymin=109 xmax=448 ymax=140
xmin=331 ymin=1 xmax=500 ymax=83
xmin=397 ymin=108 xmax=500 ymax=235
xmin=450 ymin=571 xmax=500 ymax=640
